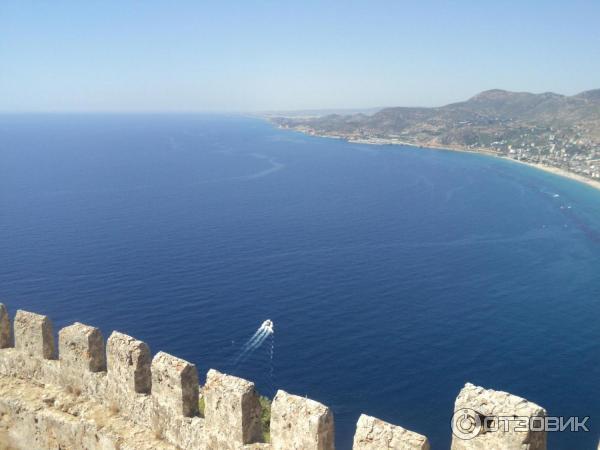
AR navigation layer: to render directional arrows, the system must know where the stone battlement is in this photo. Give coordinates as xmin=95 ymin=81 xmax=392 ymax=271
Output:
xmin=0 ymin=303 xmax=548 ymax=449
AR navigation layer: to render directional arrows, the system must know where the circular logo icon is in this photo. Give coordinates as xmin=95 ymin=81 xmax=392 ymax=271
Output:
xmin=451 ymin=408 xmax=482 ymax=440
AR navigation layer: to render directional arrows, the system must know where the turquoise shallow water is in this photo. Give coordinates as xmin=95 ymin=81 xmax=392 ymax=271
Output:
xmin=1 ymin=114 xmax=599 ymax=448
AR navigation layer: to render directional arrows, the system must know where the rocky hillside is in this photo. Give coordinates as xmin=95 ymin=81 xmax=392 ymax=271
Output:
xmin=272 ymin=89 xmax=600 ymax=179
xmin=274 ymin=89 xmax=600 ymax=145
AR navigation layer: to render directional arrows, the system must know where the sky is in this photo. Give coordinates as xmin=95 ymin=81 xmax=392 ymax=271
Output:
xmin=1 ymin=0 xmax=599 ymax=112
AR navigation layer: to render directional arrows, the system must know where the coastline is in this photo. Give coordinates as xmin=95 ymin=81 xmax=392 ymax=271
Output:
xmin=380 ymin=138 xmax=600 ymax=194
xmin=278 ymin=124 xmax=600 ymax=193
xmin=505 ymin=158 xmax=600 ymax=193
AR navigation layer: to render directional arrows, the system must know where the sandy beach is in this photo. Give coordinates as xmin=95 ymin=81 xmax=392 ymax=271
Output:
xmin=507 ymin=158 xmax=600 ymax=192
xmin=287 ymin=127 xmax=600 ymax=194
xmin=395 ymin=141 xmax=600 ymax=194
xmin=377 ymin=138 xmax=600 ymax=193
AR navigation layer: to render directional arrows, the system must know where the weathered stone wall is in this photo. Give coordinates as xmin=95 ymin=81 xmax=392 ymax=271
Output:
xmin=0 ymin=305 xmax=11 ymax=349
xmin=270 ymin=390 xmax=334 ymax=450
xmin=204 ymin=369 xmax=262 ymax=449
xmin=353 ymin=414 xmax=430 ymax=450
xmin=450 ymin=383 xmax=547 ymax=450
xmin=0 ymin=303 xmax=548 ymax=450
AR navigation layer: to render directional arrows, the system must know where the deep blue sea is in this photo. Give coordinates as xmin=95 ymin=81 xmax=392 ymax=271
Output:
xmin=1 ymin=114 xmax=599 ymax=449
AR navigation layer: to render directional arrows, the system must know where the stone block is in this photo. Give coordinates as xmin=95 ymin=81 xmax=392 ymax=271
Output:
xmin=353 ymin=414 xmax=429 ymax=450
xmin=270 ymin=389 xmax=335 ymax=450
xmin=450 ymin=383 xmax=547 ymax=450
xmin=59 ymin=322 xmax=106 ymax=372
xmin=204 ymin=369 xmax=262 ymax=446
xmin=151 ymin=351 xmax=199 ymax=417
xmin=13 ymin=310 xmax=55 ymax=359
xmin=0 ymin=304 xmax=11 ymax=348
xmin=106 ymin=331 xmax=151 ymax=394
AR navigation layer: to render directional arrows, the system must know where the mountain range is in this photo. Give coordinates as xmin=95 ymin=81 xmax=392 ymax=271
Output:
xmin=273 ymin=89 xmax=600 ymax=144
xmin=271 ymin=89 xmax=600 ymax=180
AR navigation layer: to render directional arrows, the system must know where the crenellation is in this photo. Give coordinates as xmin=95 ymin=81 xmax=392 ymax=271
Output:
xmin=151 ymin=351 xmax=199 ymax=418
xmin=59 ymin=322 xmax=106 ymax=373
xmin=353 ymin=414 xmax=429 ymax=450
xmin=106 ymin=331 xmax=152 ymax=395
xmin=270 ymin=390 xmax=335 ymax=450
xmin=13 ymin=310 xmax=55 ymax=359
xmin=0 ymin=304 xmax=11 ymax=348
xmin=0 ymin=304 xmax=549 ymax=450
xmin=450 ymin=382 xmax=547 ymax=450
xmin=204 ymin=368 xmax=263 ymax=449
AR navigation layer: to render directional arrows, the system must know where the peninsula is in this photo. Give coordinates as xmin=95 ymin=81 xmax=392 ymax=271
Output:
xmin=270 ymin=89 xmax=600 ymax=190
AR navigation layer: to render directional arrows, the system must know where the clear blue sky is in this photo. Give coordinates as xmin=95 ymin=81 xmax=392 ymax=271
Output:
xmin=1 ymin=0 xmax=599 ymax=112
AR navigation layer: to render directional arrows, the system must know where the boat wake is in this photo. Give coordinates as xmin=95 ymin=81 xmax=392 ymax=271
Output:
xmin=232 ymin=320 xmax=274 ymax=367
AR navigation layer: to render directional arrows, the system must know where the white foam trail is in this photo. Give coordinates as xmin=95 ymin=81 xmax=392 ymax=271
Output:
xmin=241 ymin=328 xmax=269 ymax=353
xmin=234 ymin=328 xmax=269 ymax=365
xmin=233 ymin=322 xmax=274 ymax=367
xmin=235 ymin=331 xmax=271 ymax=366
xmin=243 ymin=322 xmax=272 ymax=348
xmin=240 ymin=328 xmax=265 ymax=352
xmin=250 ymin=328 xmax=273 ymax=352
xmin=246 ymin=328 xmax=271 ymax=351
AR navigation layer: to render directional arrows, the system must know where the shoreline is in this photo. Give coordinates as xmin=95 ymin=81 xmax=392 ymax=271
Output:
xmin=368 ymin=137 xmax=600 ymax=194
xmin=506 ymin=158 xmax=600 ymax=193
xmin=278 ymin=124 xmax=600 ymax=193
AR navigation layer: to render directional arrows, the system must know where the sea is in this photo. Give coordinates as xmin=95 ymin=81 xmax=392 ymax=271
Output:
xmin=1 ymin=114 xmax=599 ymax=449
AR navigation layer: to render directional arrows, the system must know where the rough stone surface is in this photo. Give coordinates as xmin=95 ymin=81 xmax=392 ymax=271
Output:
xmin=353 ymin=414 xmax=430 ymax=450
xmin=152 ymin=351 xmax=199 ymax=417
xmin=59 ymin=322 xmax=106 ymax=372
xmin=0 ymin=375 xmax=175 ymax=450
xmin=450 ymin=383 xmax=547 ymax=450
xmin=270 ymin=390 xmax=335 ymax=450
xmin=204 ymin=369 xmax=262 ymax=449
xmin=0 ymin=304 xmax=10 ymax=349
xmin=107 ymin=331 xmax=152 ymax=394
xmin=13 ymin=310 xmax=55 ymax=359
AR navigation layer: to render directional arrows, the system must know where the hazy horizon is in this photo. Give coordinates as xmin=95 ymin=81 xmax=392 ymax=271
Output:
xmin=2 ymin=85 xmax=599 ymax=115
xmin=2 ymin=0 xmax=599 ymax=112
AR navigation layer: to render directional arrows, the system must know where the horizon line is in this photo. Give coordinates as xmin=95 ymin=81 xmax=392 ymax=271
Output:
xmin=1 ymin=86 xmax=598 ymax=116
